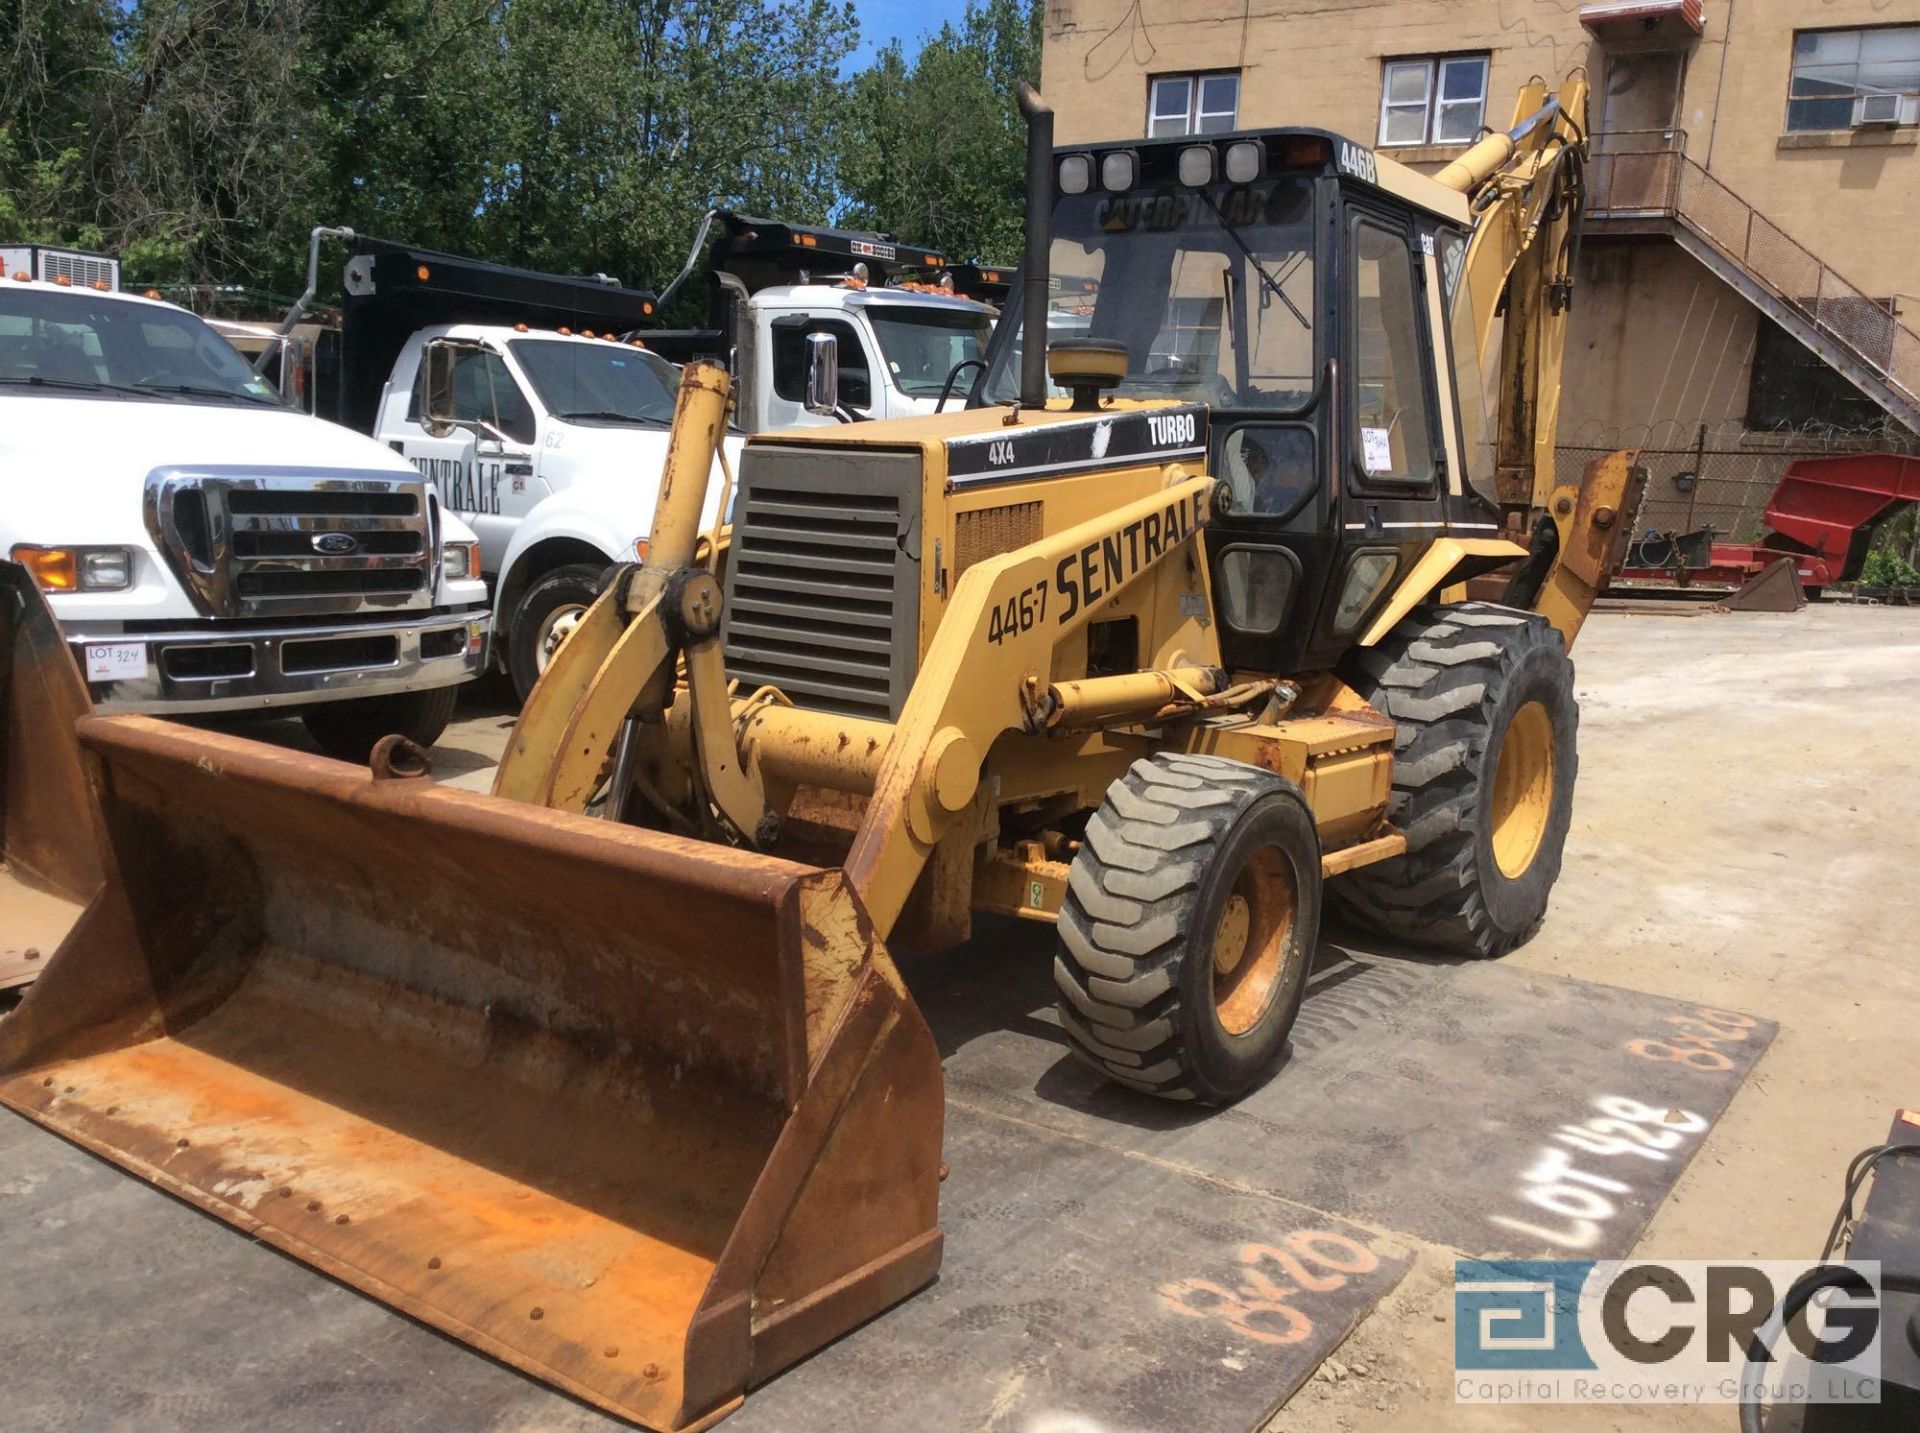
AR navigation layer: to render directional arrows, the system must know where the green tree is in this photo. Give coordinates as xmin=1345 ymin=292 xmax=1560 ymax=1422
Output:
xmin=836 ymin=0 xmax=1040 ymax=262
xmin=0 ymin=0 xmax=119 ymax=245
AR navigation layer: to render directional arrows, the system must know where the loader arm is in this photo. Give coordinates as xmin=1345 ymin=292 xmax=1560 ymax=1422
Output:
xmin=843 ymin=471 xmax=1216 ymax=934
xmin=494 ymin=362 xmax=770 ymax=838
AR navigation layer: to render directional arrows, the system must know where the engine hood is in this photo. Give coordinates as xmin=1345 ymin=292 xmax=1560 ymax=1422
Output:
xmin=1 ymin=394 xmax=418 ymax=481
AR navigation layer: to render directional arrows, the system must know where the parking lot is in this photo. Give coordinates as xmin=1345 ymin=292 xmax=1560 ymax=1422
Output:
xmin=4 ymin=601 xmax=1918 ymax=1431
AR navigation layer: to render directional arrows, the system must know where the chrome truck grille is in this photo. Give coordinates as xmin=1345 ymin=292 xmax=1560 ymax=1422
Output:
xmin=722 ymin=447 xmax=922 ymax=721
xmin=144 ymin=468 xmax=438 ymax=619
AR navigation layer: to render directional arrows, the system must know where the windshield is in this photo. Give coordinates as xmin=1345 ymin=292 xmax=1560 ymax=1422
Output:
xmin=867 ymin=306 xmax=993 ymax=398
xmin=0 ymin=289 xmax=280 ymax=403
xmin=986 ymin=175 xmax=1318 ymax=411
xmin=510 ymin=338 xmax=681 ymax=424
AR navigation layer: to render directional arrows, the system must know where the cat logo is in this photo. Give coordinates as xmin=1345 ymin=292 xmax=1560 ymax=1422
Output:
xmin=1337 ymin=141 xmax=1378 ymax=186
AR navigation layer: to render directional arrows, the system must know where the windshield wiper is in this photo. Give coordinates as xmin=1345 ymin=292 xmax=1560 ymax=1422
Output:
xmin=132 ymin=381 xmax=280 ymax=405
xmin=0 ymin=374 xmax=167 ymax=397
xmin=553 ymin=409 xmax=669 ymax=425
xmin=1199 ymin=189 xmax=1312 ymax=332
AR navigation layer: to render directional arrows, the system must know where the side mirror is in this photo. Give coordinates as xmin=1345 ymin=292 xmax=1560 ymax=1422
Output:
xmin=804 ymin=332 xmax=840 ymax=416
xmin=424 ymin=342 xmax=459 ymax=436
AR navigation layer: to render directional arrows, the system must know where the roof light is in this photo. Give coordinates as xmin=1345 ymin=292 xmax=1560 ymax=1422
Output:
xmin=1178 ymin=145 xmax=1216 ymax=187
xmin=1101 ymin=151 xmax=1137 ymax=192
xmin=630 ymin=339 xmax=646 ymax=348
xmin=925 ymin=255 xmax=943 ymax=267
xmin=415 ymin=265 xmax=431 ymax=281
xmin=12 ymin=272 xmax=29 ymax=282
xmin=1224 ymin=140 xmax=1264 ymax=185
xmin=798 ymin=233 xmax=818 ymax=247
xmin=89 ymin=279 xmax=109 ymax=291
xmin=52 ymin=274 xmax=72 ymax=286
xmin=144 ymin=288 xmax=163 ymax=299
xmin=514 ymin=322 xmax=529 ymax=333
xmin=582 ymin=329 xmax=596 ymax=338
xmin=1058 ymin=154 xmax=1092 ymax=195
xmin=558 ymin=326 xmax=572 ymax=336
xmin=641 ymin=300 xmax=654 ymax=315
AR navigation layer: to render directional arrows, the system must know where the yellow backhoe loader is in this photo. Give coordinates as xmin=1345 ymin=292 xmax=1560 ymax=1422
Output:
xmin=0 ymin=76 xmax=1638 ymax=1430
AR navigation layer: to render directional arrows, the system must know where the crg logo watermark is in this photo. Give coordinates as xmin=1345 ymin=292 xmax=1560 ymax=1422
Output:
xmin=1455 ymin=1259 xmax=1882 ymax=1404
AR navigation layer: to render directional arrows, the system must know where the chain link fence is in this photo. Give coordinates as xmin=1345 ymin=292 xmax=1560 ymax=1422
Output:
xmin=1549 ymin=419 xmax=1920 ymax=545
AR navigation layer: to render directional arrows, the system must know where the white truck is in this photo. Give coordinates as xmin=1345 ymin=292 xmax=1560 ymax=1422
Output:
xmin=0 ymin=259 xmax=491 ymax=761
xmin=266 ymin=225 xmax=996 ymax=698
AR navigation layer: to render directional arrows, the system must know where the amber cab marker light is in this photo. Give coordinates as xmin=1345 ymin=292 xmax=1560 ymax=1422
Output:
xmin=416 ymin=265 xmax=431 ymax=281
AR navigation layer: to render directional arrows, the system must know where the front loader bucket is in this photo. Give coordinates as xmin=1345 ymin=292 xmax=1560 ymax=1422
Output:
xmin=1 ymin=560 xmax=103 ymax=992
xmin=0 ymin=716 xmax=944 ymax=1430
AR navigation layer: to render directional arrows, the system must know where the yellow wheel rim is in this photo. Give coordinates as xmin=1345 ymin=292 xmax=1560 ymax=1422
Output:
xmin=1491 ymin=700 xmax=1556 ymax=879
xmin=1210 ymin=849 xmax=1296 ymax=1037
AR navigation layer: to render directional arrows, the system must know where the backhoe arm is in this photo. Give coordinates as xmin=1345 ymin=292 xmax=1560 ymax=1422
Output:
xmin=1437 ymin=73 xmax=1591 ymax=514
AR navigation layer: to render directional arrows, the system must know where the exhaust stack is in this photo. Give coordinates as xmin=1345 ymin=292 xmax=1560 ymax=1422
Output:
xmin=1018 ymin=83 xmax=1054 ymax=409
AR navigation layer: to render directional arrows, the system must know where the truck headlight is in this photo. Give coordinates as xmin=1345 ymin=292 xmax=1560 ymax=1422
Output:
xmin=10 ymin=544 xmax=133 ymax=592
xmin=441 ymin=541 xmax=481 ymax=582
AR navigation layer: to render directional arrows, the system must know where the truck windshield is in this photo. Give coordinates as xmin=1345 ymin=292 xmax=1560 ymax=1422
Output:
xmin=984 ymin=175 xmax=1318 ymax=412
xmin=510 ymin=339 xmax=680 ymax=425
xmin=0 ymin=289 xmax=281 ymax=404
xmin=866 ymin=307 xmax=994 ymax=398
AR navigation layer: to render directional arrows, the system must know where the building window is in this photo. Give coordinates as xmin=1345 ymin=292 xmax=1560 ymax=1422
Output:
xmin=1148 ymin=72 xmax=1240 ymax=137
xmin=1379 ymin=54 xmax=1489 ymax=147
xmin=1788 ymin=26 xmax=1920 ymax=132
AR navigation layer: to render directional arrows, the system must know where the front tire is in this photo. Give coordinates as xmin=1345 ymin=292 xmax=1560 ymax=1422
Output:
xmin=1336 ymin=602 xmax=1577 ymax=958
xmin=300 ymin=684 xmax=460 ymax=765
xmin=508 ymin=563 xmax=604 ymax=703
xmin=1052 ymin=753 xmax=1321 ymax=1104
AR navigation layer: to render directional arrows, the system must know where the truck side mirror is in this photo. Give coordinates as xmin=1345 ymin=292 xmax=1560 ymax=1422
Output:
xmin=424 ymin=342 xmax=459 ymax=436
xmin=804 ymin=332 xmax=840 ymax=416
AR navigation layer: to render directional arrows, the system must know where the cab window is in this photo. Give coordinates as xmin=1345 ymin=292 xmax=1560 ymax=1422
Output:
xmin=414 ymin=346 xmax=536 ymax=443
xmin=1350 ymin=219 xmax=1434 ymax=485
xmin=770 ymin=317 xmax=871 ymax=410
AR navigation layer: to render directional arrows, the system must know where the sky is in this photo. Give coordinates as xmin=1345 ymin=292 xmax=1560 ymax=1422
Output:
xmin=844 ymin=0 xmax=974 ymax=70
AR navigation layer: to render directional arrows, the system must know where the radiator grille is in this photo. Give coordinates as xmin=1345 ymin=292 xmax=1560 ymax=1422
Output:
xmin=723 ymin=447 xmax=922 ymax=720
xmin=145 ymin=471 xmax=436 ymax=619
xmin=954 ymin=501 xmax=1043 ymax=584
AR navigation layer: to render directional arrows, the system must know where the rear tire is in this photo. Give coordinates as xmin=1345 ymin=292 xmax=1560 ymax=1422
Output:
xmin=1336 ymin=602 xmax=1576 ymax=958
xmin=1052 ymin=753 xmax=1321 ymax=1105
xmin=508 ymin=563 xmax=604 ymax=703
xmin=300 ymin=684 xmax=460 ymax=766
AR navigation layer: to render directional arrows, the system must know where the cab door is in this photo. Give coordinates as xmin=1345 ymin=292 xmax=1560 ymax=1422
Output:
xmin=1319 ymin=202 xmax=1450 ymax=662
xmin=413 ymin=340 xmax=538 ymax=574
xmin=762 ymin=314 xmax=876 ymax=428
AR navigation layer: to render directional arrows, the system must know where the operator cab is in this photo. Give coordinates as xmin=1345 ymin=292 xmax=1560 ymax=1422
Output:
xmin=976 ymin=129 xmax=1504 ymax=673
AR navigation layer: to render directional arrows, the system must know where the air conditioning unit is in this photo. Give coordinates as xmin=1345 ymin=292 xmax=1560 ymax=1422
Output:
xmin=1852 ymin=92 xmax=1919 ymax=128
xmin=0 ymin=244 xmax=120 ymax=290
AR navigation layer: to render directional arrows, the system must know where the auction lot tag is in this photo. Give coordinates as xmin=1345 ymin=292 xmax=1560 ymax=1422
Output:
xmin=84 ymin=642 xmax=147 ymax=681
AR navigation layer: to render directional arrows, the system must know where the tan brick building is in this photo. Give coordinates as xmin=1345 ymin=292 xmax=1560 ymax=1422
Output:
xmin=1041 ymin=0 xmax=1920 ymax=539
